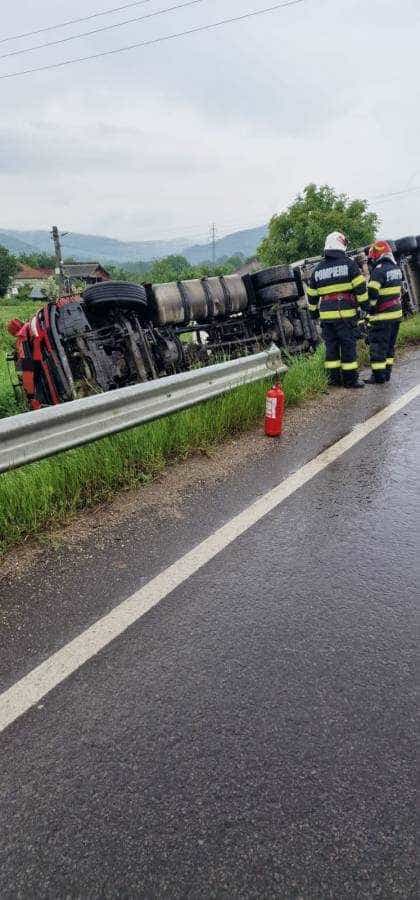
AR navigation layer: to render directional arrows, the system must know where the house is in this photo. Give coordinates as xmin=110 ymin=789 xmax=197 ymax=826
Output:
xmin=9 ymin=262 xmax=111 ymax=298
xmin=10 ymin=264 xmax=54 ymax=297
xmin=62 ymin=263 xmax=111 ymax=286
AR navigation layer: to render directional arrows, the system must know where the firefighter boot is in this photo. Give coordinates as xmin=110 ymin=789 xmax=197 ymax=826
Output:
xmin=327 ymin=370 xmax=342 ymax=387
xmin=364 ymin=372 xmax=386 ymax=385
xmin=343 ymin=369 xmax=365 ymax=390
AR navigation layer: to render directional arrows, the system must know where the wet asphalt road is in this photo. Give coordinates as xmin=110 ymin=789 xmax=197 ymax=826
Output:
xmin=0 ymin=353 xmax=418 ymax=899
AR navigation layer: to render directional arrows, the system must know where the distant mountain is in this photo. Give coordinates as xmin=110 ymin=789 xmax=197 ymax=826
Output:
xmin=0 ymin=229 xmax=187 ymax=263
xmin=0 ymin=224 xmax=268 ymax=265
xmin=0 ymin=231 xmax=38 ymax=255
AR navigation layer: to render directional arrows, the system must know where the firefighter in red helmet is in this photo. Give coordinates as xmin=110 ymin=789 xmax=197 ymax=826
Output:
xmin=365 ymin=240 xmax=403 ymax=384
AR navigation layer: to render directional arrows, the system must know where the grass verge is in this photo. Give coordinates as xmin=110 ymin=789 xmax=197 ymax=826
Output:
xmin=0 ymin=313 xmax=419 ymax=556
xmin=357 ymin=313 xmax=420 ymax=367
xmin=0 ymin=349 xmax=327 ymax=554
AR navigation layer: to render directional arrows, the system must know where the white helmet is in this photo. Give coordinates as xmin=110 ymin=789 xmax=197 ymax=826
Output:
xmin=324 ymin=231 xmax=348 ymax=252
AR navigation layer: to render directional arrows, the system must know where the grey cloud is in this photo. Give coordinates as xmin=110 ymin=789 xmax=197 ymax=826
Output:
xmin=1 ymin=0 xmax=419 ymax=239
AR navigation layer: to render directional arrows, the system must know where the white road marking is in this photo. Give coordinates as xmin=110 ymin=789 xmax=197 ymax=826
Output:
xmin=0 ymin=384 xmax=419 ymax=734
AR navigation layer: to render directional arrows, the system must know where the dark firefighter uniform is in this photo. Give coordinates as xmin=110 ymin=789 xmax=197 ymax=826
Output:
xmin=306 ymin=251 xmax=368 ymax=386
xmin=368 ymin=258 xmax=403 ymax=383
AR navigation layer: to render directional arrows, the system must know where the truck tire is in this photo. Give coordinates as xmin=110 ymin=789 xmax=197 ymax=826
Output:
xmin=251 ymin=265 xmax=295 ymax=289
xmin=83 ymin=281 xmax=148 ymax=307
xmin=383 ymin=239 xmax=397 ymax=254
xmin=258 ymin=282 xmax=298 ymax=304
xmin=395 ymin=236 xmax=417 ymax=255
xmin=293 ymin=266 xmax=305 ymax=297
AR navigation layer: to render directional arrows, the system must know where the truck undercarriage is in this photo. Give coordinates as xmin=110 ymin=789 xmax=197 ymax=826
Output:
xmin=8 ymin=266 xmax=319 ymax=409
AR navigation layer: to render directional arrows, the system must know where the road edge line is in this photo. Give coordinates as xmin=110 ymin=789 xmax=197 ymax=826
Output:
xmin=0 ymin=383 xmax=418 ymax=734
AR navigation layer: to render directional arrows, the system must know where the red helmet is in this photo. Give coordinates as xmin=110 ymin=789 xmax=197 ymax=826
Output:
xmin=368 ymin=240 xmax=393 ymax=263
xmin=7 ymin=318 xmax=24 ymax=337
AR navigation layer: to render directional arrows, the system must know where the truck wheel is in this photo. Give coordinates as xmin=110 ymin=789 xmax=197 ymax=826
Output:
xmin=383 ymin=239 xmax=397 ymax=254
xmin=258 ymin=282 xmax=298 ymax=303
xmin=395 ymin=236 xmax=417 ymax=254
xmin=293 ymin=266 xmax=305 ymax=297
xmin=251 ymin=265 xmax=295 ymax=289
xmin=83 ymin=281 xmax=148 ymax=306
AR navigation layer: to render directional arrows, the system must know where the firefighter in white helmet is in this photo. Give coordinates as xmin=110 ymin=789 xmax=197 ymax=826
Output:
xmin=306 ymin=232 xmax=369 ymax=388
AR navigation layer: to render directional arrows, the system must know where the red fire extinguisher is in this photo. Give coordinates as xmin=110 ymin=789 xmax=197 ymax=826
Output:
xmin=265 ymin=382 xmax=285 ymax=437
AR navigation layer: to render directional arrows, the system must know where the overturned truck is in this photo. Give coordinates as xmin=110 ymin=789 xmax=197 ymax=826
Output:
xmin=8 ymin=265 xmax=318 ymax=409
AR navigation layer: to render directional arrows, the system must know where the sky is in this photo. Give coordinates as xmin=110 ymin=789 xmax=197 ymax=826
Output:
xmin=1 ymin=0 xmax=419 ymax=243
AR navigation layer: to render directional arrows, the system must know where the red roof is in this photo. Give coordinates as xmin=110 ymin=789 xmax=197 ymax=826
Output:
xmin=16 ymin=264 xmax=54 ymax=280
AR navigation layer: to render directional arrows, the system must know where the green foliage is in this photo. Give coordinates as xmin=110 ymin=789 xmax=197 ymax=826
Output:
xmin=108 ymin=253 xmax=245 ymax=284
xmin=41 ymin=276 xmax=60 ymax=301
xmin=147 ymin=254 xmax=193 ymax=283
xmin=12 ymin=252 xmax=245 ymax=288
xmin=107 ymin=261 xmax=150 ymax=281
xmin=0 ymin=245 xmax=19 ymax=297
xmin=15 ymin=283 xmax=33 ymax=303
xmin=18 ymin=251 xmax=56 ymax=268
xmin=258 ymin=184 xmax=380 ymax=265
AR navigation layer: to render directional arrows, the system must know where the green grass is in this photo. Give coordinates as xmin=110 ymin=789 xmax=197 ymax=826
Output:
xmin=0 ymin=349 xmax=327 ymax=554
xmin=356 ymin=312 xmax=420 ymax=368
xmin=0 ymin=301 xmax=40 ymax=418
xmin=397 ymin=313 xmax=420 ymax=345
xmin=0 ymin=311 xmax=419 ymax=556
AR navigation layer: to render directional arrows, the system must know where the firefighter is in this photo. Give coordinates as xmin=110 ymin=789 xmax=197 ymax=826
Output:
xmin=306 ymin=232 xmax=368 ymax=388
xmin=364 ymin=240 xmax=403 ymax=384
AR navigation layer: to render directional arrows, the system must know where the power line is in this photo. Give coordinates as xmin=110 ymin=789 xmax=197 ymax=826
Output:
xmin=145 ymin=189 xmax=420 ymax=242
xmin=0 ymin=0 xmax=210 ymax=61
xmin=0 ymin=0 xmax=306 ymax=80
xmin=0 ymin=0 xmax=155 ymax=45
xmin=369 ymin=186 xmax=420 ymax=204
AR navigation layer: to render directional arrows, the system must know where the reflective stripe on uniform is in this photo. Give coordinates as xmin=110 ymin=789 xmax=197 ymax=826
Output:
xmin=378 ymin=286 xmax=402 ymax=297
xmin=386 ymin=357 xmax=394 ymax=365
xmin=341 ymin=361 xmax=358 ymax=371
xmin=306 ymin=286 xmax=318 ymax=298
xmin=369 ymin=310 xmax=403 ymax=321
xmin=324 ymin=360 xmax=341 ymax=369
xmin=371 ymin=362 xmax=387 ymax=370
xmin=319 ymin=309 xmax=357 ymax=320
xmin=352 ymin=274 xmax=366 ymax=288
xmin=357 ymin=292 xmax=368 ymax=303
xmin=368 ymin=280 xmax=381 ymax=291
xmin=318 ymin=282 xmax=353 ymax=296
xmin=308 ymin=302 xmax=318 ymax=312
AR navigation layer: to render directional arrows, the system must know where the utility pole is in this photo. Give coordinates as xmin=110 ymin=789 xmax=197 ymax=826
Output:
xmin=211 ymin=222 xmax=217 ymax=271
xmin=51 ymin=225 xmax=66 ymax=294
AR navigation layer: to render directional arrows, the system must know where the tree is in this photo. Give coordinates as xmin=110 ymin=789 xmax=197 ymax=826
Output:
xmin=147 ymin=254 xmax=193 ymax=283
xmin=258 ymin=184 xmax=380 ymax=266
xmin=41 ymin=276 xmax=60 ymax=301
xmin=106 ymin=253 xmax=247 ymax=285
xmin=18 ymin=251 xmax=56 ymax=269
xmin=0 ymin=245 xmax=19 ymax=297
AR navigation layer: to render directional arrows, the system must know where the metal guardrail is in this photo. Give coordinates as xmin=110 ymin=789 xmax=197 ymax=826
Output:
xmin=0 ymin=345 xmax=286 ymax=473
